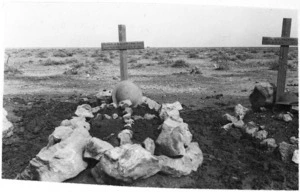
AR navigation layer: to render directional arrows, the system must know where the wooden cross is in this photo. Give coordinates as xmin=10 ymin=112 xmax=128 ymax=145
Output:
xmin=101 ymin=25 xmax=144 ymax=80
xmin=262 ymin=18 xmax=298 ymax=102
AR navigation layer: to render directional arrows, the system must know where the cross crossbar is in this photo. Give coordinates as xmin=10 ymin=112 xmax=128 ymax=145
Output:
xmin=101 ymin=41 xmax=144 ymax=50
xmin=262 ymin=37 xmax=298 ymax=46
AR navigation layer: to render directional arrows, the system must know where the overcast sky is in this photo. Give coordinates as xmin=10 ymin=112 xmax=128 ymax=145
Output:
xmin=3 ymin=1 xmax=298 ymax=48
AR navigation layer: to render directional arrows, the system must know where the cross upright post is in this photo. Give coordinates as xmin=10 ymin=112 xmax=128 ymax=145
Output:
xmin=119 ymin=25 xmax=128 ymax=80
xmin=262 ymin=18 xmax=298 ymax=103
xmin=101 ymin=25 xmax=144 ymax=81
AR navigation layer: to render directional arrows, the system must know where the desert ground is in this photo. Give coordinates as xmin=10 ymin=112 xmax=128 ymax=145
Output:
xmin=2 ymin=47 xmax=299 ymax=189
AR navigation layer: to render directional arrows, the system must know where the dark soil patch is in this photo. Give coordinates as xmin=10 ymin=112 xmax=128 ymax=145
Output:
xmin=181 ymin=108 xmax=298 ymax=189
xmin=2 ymin=95 xmax=299 ymax=190
xmin=89 ymin=104 xmax=162 ymax=147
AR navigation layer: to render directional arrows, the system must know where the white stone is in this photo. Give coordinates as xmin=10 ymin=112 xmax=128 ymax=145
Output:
xmin=143 ymin=137 xmax=155 ymax=155
xmin=47 ymin=126 xmax=73 ymax=148
xmin=104 ymin=114 xmax=111 ymax=120
xmin=118 ymin=129 xmax=133 ymax=145
xmin=124 ymin=123 xmax=132 ymax=129
xmin=159 ymin=101 xmax=183 ymax=121
xmin=132 ymin=115 xmax=143 ymax=120
xmin=163 ymin=118 xmax=182 ymax=129
xmin=279 ymin=141 xmax=298 ymax=162
xmin=61 ymin=116 xmax=90 ymax=130
xmin=223 ymin=113 xmax=238 ymax=123
xmin=283 ymin=114 xmax=292 ymax=122
xmin=144 ymin=113 xmax=157 ymax=120
xmin=233 ymin=120 xmax=245 ymax=129
xmin=112 ymin=113 xmax=119 ymax=119
xmin=75 ymin=104 xmax=94 ymax=118
xmin=3 ymin=108 xmax=14 ymax=138
xmin=142 ymin=96 xmax=161 ymax=112
xmin=290 ymin=136 xmax=298 ymax=145
xmin=244 ymin=122 xmax=259 ymax=136
xmin=25 ymin=127 xmax=91 ymax=182
xmin=253 ymin=130 xmax=268 ymax=140
xmin=123 ymin=113 xmax=132 ymax=119
xmin=292 ymin=150 xmax=299 ymax=164
xmin=156 ymin=121 xmax=192 ymax=157
xmin=98 ymin=144 xmax=161 ymax=182
xmin=234 ymin=104 xmax=249 ymax=120
xmin=221 ymin=123 xmax=233 ymax=131
xmin=260 ymin=138 xmax=277 ymax=149
xmin=92 ymin=106 xmax=101 ymax=113
xmin=99 ymin=103 xmax=106 ymax=109
xmin=124 ymin=118 xmax=134 ymax=125
xmin=95 ymin=89 xmax=112 ymax=99
xmin=157 ymin=142 xmax=203 ymax=177
xmin=84 ymin=137 xmax=114 ymax=160
xmin=260 ymin=107 xmax=267 ymax=111
xmin=119 ymin=100 xmax=132 ymax=109
xmin=123 ymin=107 xmax=133 ymax=115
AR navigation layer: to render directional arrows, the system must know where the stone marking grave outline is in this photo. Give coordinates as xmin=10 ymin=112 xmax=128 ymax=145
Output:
xmin=101 ymin=25 xmax=144 ymax=80
xmin=262 ymin=18 xmax=298 ymax=103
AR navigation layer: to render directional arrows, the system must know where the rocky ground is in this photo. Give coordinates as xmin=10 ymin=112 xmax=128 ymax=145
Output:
xmin=2 ymin=47 xmax=299 ymax=189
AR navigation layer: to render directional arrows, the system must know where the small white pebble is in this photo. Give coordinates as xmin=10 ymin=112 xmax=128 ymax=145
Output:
xmin=112 ymin=113 xmax=119 ymax=119
xmin=104 ymin=114 xmax=111 ymax=119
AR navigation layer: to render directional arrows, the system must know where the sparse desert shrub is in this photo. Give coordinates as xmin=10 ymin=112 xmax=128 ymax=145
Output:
xmin=4 ymin=66 xmax=23 ymax=75
xmin=144 ymin=52 xmax=153 ymax=57
xmin=72 ymin=63 xmax=84 ymax=69
xmin=250 ymin=49 xmax=258 ymax=54
xmin=128 ymin=58 xmax=138 ymax=63
xmin=129 ymin=63 xmax=145 ymax=69
xmin=288 ymin=52 xmax=298 ymax=60
xmin=211 ymin=52 xmax=231 ymax=70
xmin=158 ymin=59 xmax=173 ymax=65
xmin=64 ymin=59 xmax=99 ymax=75
xmin=268 ymin=60 xmax=280 ymax=70
xmin=172 ymin=59 xmax=190 ymax=68
xmin=152 ymin=55 xmax=165 ymax=61
xmin=36 ymin=51 xmax=48 ymax=58
xmin=143 ymin=55 xmax=150 ymax=59
xmin=215 ymin=62 xmax=230 ymax=70
xmin=268 ymin=59 xmax=298 ymax=71
xmin=94 ymin=57 xmax=103 ymax=63
xmin=65 ymin=58 xmax=78 ymax=64
xmin=91 ymin=51 xmax=104 ymax=58
xmin=53 ymin=50 xmax=73 ymax=57
xmin=43 ymin=59 xmax=65 ymax=66
xmin=102 ymin=57 xmax=112 ymax=63
xmin=263 ymin=53 xmax=275 ymax=59
xmin=188 ymin=53 xmax=199 ymax=59
xmin=235 ymin=53 xmax=254 ymax=61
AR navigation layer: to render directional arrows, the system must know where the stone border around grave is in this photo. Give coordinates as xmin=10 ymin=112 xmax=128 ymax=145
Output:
xmin=16 ymin=90 xmax=204 ymax=183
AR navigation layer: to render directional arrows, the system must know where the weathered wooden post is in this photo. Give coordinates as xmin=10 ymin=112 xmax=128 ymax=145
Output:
xmin=262 ymin=18 xmax=298 ymax=103
xmin=101 ymin=25 xmax=144 ymax=80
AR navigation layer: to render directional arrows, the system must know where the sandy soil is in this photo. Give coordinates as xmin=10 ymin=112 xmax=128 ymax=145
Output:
xmin=2 ymin=47 xmax=299 ymax=189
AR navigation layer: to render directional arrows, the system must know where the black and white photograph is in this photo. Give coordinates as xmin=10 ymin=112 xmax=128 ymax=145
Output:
xmin=1 ymin=0 xmax=299 ymax=191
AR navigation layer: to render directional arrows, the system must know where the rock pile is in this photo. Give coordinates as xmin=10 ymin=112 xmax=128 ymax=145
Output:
xmin=17 ymin=82 xmax=203 ymax=183
xmin=221 ymin=103 xmax=298 ymax=163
